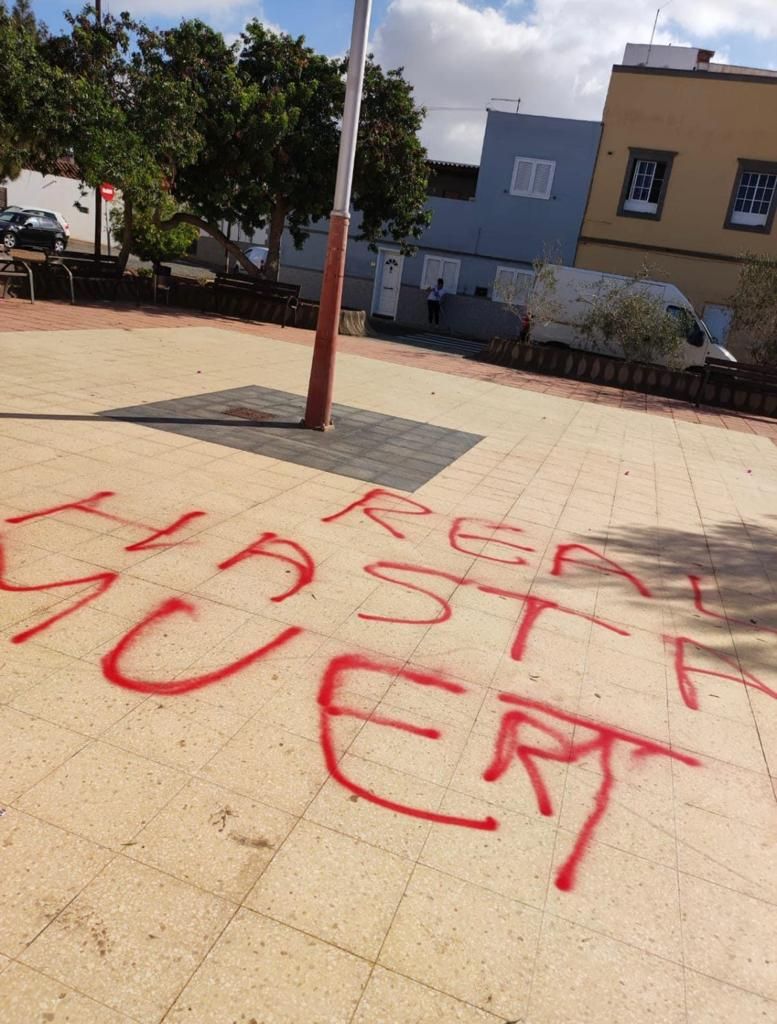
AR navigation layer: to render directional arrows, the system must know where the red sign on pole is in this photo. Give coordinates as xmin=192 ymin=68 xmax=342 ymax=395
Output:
xmin=100 ymin=183 xmax=116 ymax=202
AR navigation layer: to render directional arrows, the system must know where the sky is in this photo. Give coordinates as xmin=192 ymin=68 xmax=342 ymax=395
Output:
xmin=30 ymin=0 xmax=777 ymax=163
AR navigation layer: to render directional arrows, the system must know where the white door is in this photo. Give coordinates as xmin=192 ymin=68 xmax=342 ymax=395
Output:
xmin=702 ymin=304 xmax=734 ymax=346
xmin=373 ymin=250 xmax=404 ymax=318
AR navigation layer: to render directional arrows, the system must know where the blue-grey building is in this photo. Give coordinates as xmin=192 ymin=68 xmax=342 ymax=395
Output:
xmin=277 ymin=109 xmax=602 ymax=339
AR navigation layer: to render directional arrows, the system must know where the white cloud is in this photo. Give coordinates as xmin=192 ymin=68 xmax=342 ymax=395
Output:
xmin=371 ymin=0 xmax=777 ymax=162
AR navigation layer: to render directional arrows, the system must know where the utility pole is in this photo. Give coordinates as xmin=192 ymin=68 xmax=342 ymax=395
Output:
xmin=303 ymin=0 xmax=372 ymax=430
xmin=93 ymin=0 xmax=102 ymax=264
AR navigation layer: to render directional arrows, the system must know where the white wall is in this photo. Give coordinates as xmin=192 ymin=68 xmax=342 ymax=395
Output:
xmin=3 ymin=170 xmax=113 ymax=245
xmin=622 ymin=43 xmax=705 ymax=71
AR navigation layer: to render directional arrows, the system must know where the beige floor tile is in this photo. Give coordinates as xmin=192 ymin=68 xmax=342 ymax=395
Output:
xmin=10 ymin=604 xmax=133 ymax=660
xmin=411 ymin=608 xmax=514 ymax=686
xmin=348 ymin=704 xmax=471 ymax=788
xmin=576 ymin=676 xmax=671 ymax=743
xmin=10 ymin=657 xmax=143 ymax=737
xmin=305 ymin=754 xmax=448 ymax=859
xmin=21 ymin=856 xmax=233 ymax=1022
xmin=527 ymin=915 xmax=685 ymax=1024
xmin=102 ymin=694 xmax=243 ymax=772
xmin=0 ymin=706 xmax=85 ymax=802
xmin=668 ymin=703 xmax=767 ymax=773
xmin=17 ymin=740 xmax=186 ymax=847
xmin=131 ymin=779 xmax=295 ymax=901
xmin=0 ymin=639 xmax=79 ymax=704
xmin=247 ymin=819 xmax=411 ymax=957
xmin=681 ymin=873 xmax=777 ymax=1000
xmin=545 ymin=831 xmax=682 ymax=960
xmin=199 ymin=720 xmax=328 ymax=815
xmin=677 ymin=803 xmax=777 ymax=904
xmin=685 ymin=970 xmax=777 ymax=1024
xmin=0 ymin=808 xmax=111 ymax=956
xmin=420 ymin=793 xmax=554 ymax=908
xmin=379 ymin=864 xmax=542 ymax=1018
xmin=352 ymin=966 xmax=502 ymax=1024
xmin=671 ymin=751 xmax=777 ymax=828
xmin=334 ymin=610 xmax=430 ymax=661
xmin=0 ymin=961 xmax=134 ymax=1024
xmin=559 ymin=764 xmax=677 ymax=868
xmin=164 ymin=907 xmax=371 ymax=1024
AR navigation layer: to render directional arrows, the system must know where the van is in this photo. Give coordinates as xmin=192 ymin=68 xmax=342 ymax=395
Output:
xmin=524 ymin=266 xmax=735 ymax=369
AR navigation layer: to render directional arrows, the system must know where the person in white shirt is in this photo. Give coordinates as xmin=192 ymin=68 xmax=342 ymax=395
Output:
xmin=427 ymin=277 xmax=446 ymax=325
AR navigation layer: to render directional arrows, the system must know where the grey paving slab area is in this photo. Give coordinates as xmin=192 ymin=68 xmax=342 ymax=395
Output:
xmin=101 ymin=385 xmax=484 ymax=491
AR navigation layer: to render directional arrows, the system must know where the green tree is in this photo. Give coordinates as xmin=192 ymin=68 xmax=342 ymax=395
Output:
xmin=41 ymin=9 xmax=204 ymax=268
xmin=579 ymin=270 xmax=689 ymax=367
xmin=110 ymin=194 xmax=198 ymax=266
xmin=162 ymin=23 xmax=431 ymax=280
xmin=1 ymin=11 xmax=430 ymax=281
xmin=0 ymin=4 xmax=69 ymax=178
xmin=729 ymin=252 xmax=777 ymax=365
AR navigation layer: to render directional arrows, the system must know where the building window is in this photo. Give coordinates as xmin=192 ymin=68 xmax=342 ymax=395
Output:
xmin=492 ymin=266 xmax=533 ymax=304
xmin=726 ymin=161 xmax=777 ymax=232
xmin=510 ymin=157 xmax=556 ymax=200
xmin=618 ymin=149 xmax=675 ymax=219
xmin=421 ymin=255 xmax=460 ymax=293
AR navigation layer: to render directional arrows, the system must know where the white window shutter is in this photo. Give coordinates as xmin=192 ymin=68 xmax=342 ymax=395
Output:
xmin=493 ymin=267 xmax=515 ymax=302
xmin=422 ymin=257 xmax=441 ymax=288
xmin=513 ymin=160 xmax=534 ymax=194
xmin=441 ymin=259 xmax=460 ymax=293
xmin=532 ymin=161 xmax=554 ymax=198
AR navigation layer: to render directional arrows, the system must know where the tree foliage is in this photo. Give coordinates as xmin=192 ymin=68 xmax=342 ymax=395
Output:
xmin=110 ymin=194 xmax=198 ymax=266
xmin=579 ymin=271 xmax=688 ymax=367
xmin=0 ymin=8 xmax=430 ymax=280
xmin=729 ymin=253 xmax=777 ymax=365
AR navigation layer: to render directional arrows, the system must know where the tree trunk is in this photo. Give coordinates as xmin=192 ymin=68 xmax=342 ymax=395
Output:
xmin=264 ymin=200 xmax=287 ymax=283
xmin=117 ymin=197 xmax=133 ymax=272
xmin=156 ymin=212 xmax=260 ymax=276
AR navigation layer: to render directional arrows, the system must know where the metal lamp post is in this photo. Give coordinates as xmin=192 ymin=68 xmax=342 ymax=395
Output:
xmin=303 ymin=0 xmax=373 ymax=430
xmin=94 ymin=0 xmax=102 ymax=264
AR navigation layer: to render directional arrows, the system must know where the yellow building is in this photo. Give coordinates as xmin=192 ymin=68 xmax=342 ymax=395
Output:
xmin=575 ymin=44 xmax=777 ymax=354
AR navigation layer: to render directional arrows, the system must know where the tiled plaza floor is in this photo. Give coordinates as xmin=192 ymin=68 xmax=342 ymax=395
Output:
xmin=1 ymin=308 xmax=776 ymax=1024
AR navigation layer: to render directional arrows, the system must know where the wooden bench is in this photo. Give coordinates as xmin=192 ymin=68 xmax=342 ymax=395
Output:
xmin=213 ymin=273 xmax=301 ymax=327
xmin=57 ymin=253 xmax=125 ymax=300
xmin=696 ymin=356 xmax=777 ymax=406
xmin=0 ymin=255 xmax=35 ymax=303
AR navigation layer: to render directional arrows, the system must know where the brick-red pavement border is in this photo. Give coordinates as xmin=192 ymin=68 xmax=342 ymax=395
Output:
xmin=2 ymin=297 xmax=776 ymax=445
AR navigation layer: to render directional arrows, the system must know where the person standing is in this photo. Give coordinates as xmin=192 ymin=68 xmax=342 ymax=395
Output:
xmin=427 ymin=277 xmax=446 ymax=326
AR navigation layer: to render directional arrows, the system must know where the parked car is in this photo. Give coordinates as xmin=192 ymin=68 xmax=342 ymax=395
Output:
xmin=21 ymin=206 xmax=70 ymax=237
xmin=235 ymin=244 xmax=268 ymax=274
xmin=0 ymin=211 xmax=68 ymax=254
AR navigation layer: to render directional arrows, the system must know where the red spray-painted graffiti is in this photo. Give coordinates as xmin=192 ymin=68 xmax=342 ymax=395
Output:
xmin=484 ymin=693 xmax=700 ymax=890
xmin=0 ymin=537 xmax=118 ymax=645
xmin=218 ymin=532 xmax=315 ymax=602
xmin=689 ymin=574 xmax=777 ymax=636
xmin=318 ymin=653 xmax=498 ymax=831
xmin=5 ymin=490 xmax=205 ymax=552
xmin=666 ymin=634 xmax=777 ymax=711
xmin=2 ymin=485 xmax=774 ymax=892
xmin=101 ymin=597 xmax=303 ymax=695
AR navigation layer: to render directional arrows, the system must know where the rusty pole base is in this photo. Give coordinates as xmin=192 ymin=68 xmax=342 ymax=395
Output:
xmin=303 ymin=213 xmax=350 ymax=430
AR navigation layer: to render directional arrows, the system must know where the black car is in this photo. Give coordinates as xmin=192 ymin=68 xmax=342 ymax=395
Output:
xmin=0 ymin=210 xmax=67 ymax=254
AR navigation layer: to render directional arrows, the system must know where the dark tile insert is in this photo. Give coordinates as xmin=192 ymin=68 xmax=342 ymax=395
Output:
xmin=100 ymin=385 xmax=483 ymax=492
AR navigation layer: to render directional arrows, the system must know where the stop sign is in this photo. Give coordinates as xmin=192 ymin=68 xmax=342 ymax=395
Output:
xmin=100 ymin=183 xmax=116 ymax=202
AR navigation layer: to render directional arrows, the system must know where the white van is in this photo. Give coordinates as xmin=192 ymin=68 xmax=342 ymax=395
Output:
xmin=525 ymin=266 xmax=735 ymax=370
